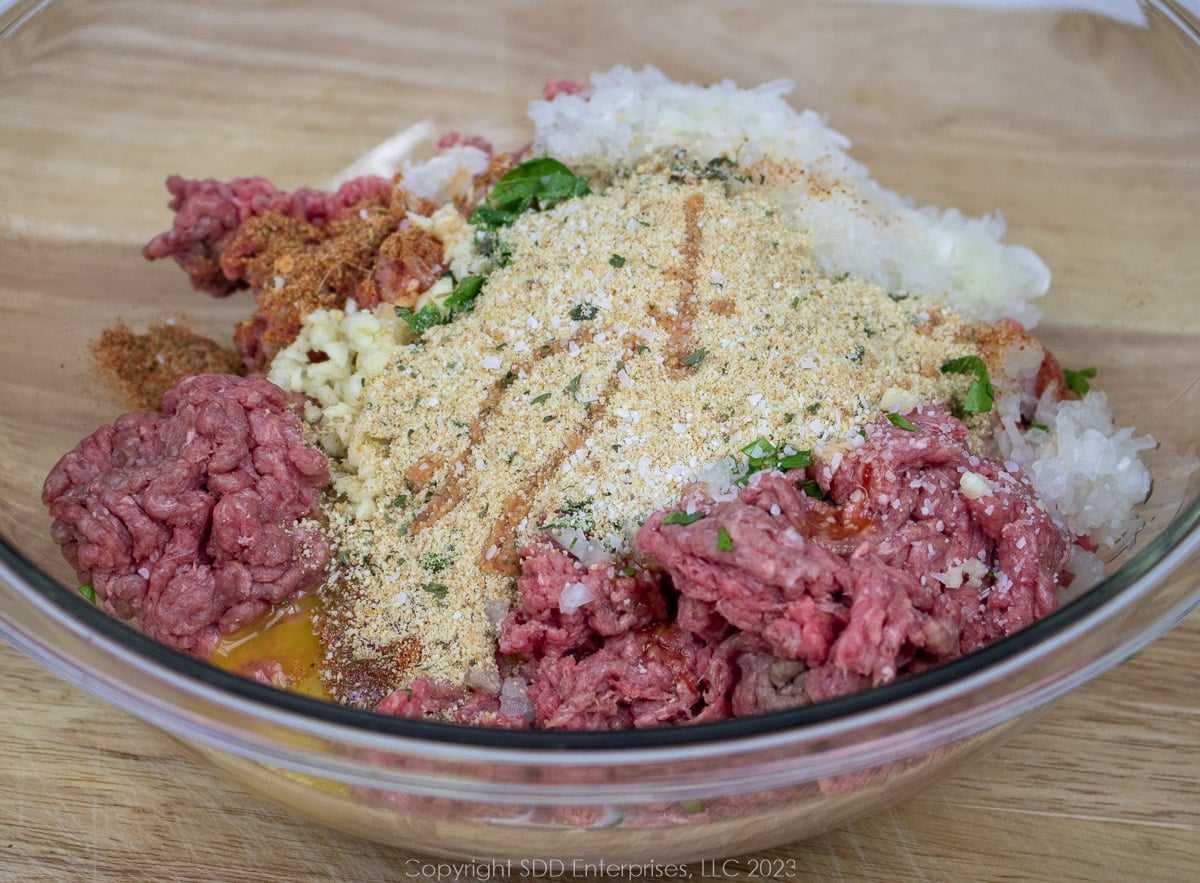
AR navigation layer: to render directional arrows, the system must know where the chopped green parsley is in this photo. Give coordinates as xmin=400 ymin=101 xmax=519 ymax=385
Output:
xmin=940 ymin=355 xmax=995 ymax=413
xmin=800 ymin=479 xmax=825 ymax=500
xmin=395 ymin=304 xmax=445 ymax=337
xmin=420 ymin=550 xmax=454 ymax=573
xmin=420 ymin=582 xmax=450 ymax=600
xmin=1063 ymin=366 xmax=1097 ymax=396
xmin=569 ymin=302 xmax=600 ymax=321
xmin=442 ymin=274 xmax=487 ymax=315
xmin=716 ymin=526 xmax=735 ymax=552
xmin=470 ymin=157 xmax=590 ymax=229
xmin=734 ymin=437 xmax=813 ymax=483
xmin=681 ymin=348 xmax=708 ymax=370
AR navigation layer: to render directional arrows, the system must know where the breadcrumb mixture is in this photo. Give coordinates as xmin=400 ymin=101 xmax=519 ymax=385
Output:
xmin=292 ymin=165 xmax=992 ymax=700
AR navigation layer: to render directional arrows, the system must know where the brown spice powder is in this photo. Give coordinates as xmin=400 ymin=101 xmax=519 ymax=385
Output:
xmin=91 ymin=321 xmax=244 ymax=411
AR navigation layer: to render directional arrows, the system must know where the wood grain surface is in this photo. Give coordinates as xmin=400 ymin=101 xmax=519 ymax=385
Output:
xmin=1 ymin=1 xmax=1199 ymax=880
xmin=1 ymin=613 xmax=1196 ymax=883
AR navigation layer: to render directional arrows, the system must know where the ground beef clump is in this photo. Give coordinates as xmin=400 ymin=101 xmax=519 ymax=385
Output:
xmin=142 ymin=174 xmax=447 ymax=372
xmin=42 ymin=374 xmax=331 ymax=656
xmin=142 ymin=175 xmax=394 ymax=296
xmin=638 ymin=409 xmax=1071 ymax=709
xmin=377 ymin=409 xmax=1072 ymax=729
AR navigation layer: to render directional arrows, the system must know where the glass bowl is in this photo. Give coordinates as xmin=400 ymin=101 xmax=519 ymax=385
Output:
xmin=1 ymin=0 xmax=1198 ymax=865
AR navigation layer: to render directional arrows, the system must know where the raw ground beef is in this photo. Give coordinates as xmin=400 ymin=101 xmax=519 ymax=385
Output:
xmin=142 ymin=174 xmax=393 ymax=296
xmin=377 ymin=408 xmax=1074 ymax=729
xmin=434 ymin=131 xmax=494 ymax=155
xmin=143 ymin=174 xmax=449 ymax=372
xmin=43 ymin=374 xmax=331 ymax=656
xmin=542 ymin=79 xmax=588 ymax=100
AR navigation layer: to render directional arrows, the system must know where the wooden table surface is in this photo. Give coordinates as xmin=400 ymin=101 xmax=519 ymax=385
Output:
xmin=1 ymin=1 xmax=1199 ymax=880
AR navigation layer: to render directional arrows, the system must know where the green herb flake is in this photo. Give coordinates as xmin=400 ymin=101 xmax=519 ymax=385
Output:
xmin=800 ymin=479 xmax=825 ymax=500
xmin=1063 ymin=366 xmax=1097 ymax=396
xmin=565 ymin=374 xmax=582 ymax=395
xmin=716 ymin=526 xmax=735 ymax=552
xmin=469 ymin=157 xmax=590 ymax=230
xmin=442 ymin=274 xmax=487 ymax=315
xmin=570 ymin=302 xmax=600 ymax=321
xmin=886 ymin=412 xmax=918 ymax=431
xmin=395 ymin=304 xmax=445 ymax=337
xmin=538 ymin=498 xmax=596 ymax=533
xmin=733 ymin=438 xmax=813 ymax=482
xmin=1030 ymin=422 xmax=1050 ymax=433
xmin=420 ymin=582 xmax=450 ymax=600
xmin=662 ymin=510 xmax=707 ymax=526
xmin=77 ymin=583 xmax=96 ymax=603
xmin=940 ymin=355 xmax=995 ymax=413
xmin=609 ymin=253 xmax=626 ymax=268
xmin=420 ymin=550 xmax=454 ymax=573
xmin=777 ymin=450 xmax=814 ymax=470
xmin=542 ymin=414 xmax=556 ymax=423
xmin=679 ymin=799 xmax=705 ymax=814
xmin=681 ymin=348 xmax=708 ymax=371
xmin=741 ymin=437 xmax=776 ymax=459
xmin=529 ymin=392 xmax=551 ymax=405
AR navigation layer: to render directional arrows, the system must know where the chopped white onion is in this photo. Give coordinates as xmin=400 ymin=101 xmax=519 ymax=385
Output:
xmin=498 ymin=677 xmax=535 ymax=721
xmin=558 ymin=580 xmax=594 ymax=615
xmin=548 ymin=527 xmax=612 ymax=566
